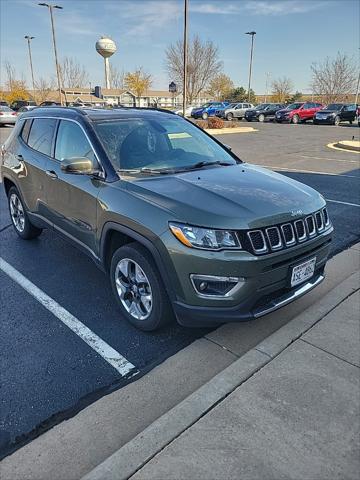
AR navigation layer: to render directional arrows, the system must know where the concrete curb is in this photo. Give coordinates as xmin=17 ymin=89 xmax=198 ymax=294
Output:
xmin=205 ymin=126 xmax=257 ymax=135
xmin=82 ymin=270 xmax=360 ymax=480
xmin=327 ymin=141 xmax=360 ymax=153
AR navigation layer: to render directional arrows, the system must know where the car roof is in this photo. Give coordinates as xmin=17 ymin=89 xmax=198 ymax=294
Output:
xmin=19 ymin=106 xmax=177 ymax=122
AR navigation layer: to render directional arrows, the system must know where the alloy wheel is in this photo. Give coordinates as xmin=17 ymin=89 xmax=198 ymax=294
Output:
xmin=9 ymin=193 xmax=25 ymax=232
xmin=115 ymin=258 xmax=153 ymax=321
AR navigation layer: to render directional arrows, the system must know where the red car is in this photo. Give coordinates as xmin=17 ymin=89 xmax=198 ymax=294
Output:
xmin=275 ymin=102 xmax=324 ymax=124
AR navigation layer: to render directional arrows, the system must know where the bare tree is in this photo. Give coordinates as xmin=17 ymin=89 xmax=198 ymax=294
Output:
xmin=124 ymin=67 xmax=152 ymax=106
xmin=34 ymin=77 xmax=56 ymax=103
xmin=207 ymin=73 xmax=234 ymax=100
xmin=110 ymin=65 xmax=125 ymax=89
xmin=59 ymin=57 xmax=89 ymax=89
xmin=310 ymin=52 xmax=357 ymax=104
xmin=271 ymin=77 xmax=293 ymax=103
xmin=165 ymin=35 xmax=222 ymax=104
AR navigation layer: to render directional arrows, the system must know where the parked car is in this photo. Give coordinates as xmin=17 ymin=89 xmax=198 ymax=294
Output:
xmin=11 ymin=100 xmax=37 ymax=111
xmin=0 ymin=106 xmax=17 ymax=126
xmin=191 ymin=102 xmax=230 ymax=119
xmin=17 ymin=105 xmax=38 ymax=115
xmin=0 ymin=101 xmax=9 ymax=107
xmin=244 ymin=103 xmax=285 ymax=122
xmin=313 ymin=103 xmax=357 ymax=125
xmin=39 ymin=101 xmax=61 ymax=107
xmin=217 ymin=102 xmax=254 ymax=121
xmin=1 ymin=107 xmax=333 ymax=331
xmin=275 ymin=102 xmax=323 ymax=124
xmin=174 ymin=106 xmax=194 ymax=117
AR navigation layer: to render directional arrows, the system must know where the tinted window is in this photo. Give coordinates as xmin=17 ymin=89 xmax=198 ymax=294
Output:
xmin=55 ymin=120 xmax=96 ymax=162
xmin=27 ymin=118 xmax=57 ymax=156
xmin=21 ymin=119 xmax=33 ymax=142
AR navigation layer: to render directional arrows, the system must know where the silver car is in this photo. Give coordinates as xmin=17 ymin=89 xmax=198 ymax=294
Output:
xmin=221 ymin=102 xmax=254 ymax=121
xmin=0 ymin=106 xmax=17 ymax=126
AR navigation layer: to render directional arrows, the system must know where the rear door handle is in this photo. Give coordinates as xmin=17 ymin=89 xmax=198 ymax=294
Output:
xmin=46 ymin=170 xmax=58 ymax=179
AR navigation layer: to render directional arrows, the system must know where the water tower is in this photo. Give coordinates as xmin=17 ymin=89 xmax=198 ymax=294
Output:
xmin=96 ymin=36 xmax=117 ymax=89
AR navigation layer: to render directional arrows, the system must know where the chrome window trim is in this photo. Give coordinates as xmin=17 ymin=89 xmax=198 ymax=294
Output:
xmin=23 ymin=115 xmax=106 ymax=179
xmin=294 ymin=219 xmax=307 ymax=242
xmin=265 ymin=226 xmax=282 ymax=251
xmin=281 ymin=223 xmax=296 ymax=246
xmin=247 ymin=229 xmax=268 ymax=254
xmin=305 ymin=215 xmax=316 ymax=238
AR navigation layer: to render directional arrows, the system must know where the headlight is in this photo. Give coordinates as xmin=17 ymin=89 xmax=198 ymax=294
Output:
xmin=169 ymin=223 xmax=241 ymax=250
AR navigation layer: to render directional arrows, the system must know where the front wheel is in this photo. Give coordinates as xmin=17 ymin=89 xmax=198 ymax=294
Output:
xmin=202 ymin=112 xmax=208 ymax=120
xmin=110 ymin=243 xmax=174 ymax=331
xmin=292 ymin=114 xmax=300 ymax=124
xmin=8 ymin=186 xmax=42 ymax=240
xmin=334 ymin=115 xmax=341 ymax=126
xmin=226 ymin=113 xmax=233 ymax=121
xmin=258 ymin=114 xmax=265 ymax=122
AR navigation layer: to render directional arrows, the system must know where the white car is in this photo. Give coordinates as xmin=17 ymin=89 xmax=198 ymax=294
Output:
xmin=174 ymin=106 xmax=195 ymax=117
xmin=0 ymin=106 xmax=17 ymax=126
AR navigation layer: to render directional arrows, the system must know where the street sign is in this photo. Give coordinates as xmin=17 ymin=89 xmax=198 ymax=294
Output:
xmin=169 ymin=82 xmax=177 ymax=93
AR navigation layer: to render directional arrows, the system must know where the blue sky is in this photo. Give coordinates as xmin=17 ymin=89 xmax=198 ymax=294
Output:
xmin=1 ymin=0 xmax=359 ymax=94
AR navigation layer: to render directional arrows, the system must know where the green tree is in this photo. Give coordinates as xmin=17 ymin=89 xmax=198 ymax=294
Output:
xmin=288 ymin=91 xmax=303 ymax=103
xmin=228 ymin=86 xmax=256 ymax=103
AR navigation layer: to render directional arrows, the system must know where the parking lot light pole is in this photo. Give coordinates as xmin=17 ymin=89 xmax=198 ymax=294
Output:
xmin=245 ymin=31 xmax=256 ymax=102
xmin=182 ymin=0 xmax=188 ymax=117
xmin=38 ymin=2 xmax=63 ymax=105
xmin=24 ymin=36 xmax=36 ymax=93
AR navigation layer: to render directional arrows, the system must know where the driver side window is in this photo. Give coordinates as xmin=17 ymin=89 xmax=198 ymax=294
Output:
xmin=55 ymin=120 xmax=96 ymax=163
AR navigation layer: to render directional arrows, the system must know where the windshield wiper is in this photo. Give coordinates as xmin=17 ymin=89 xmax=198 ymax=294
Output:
xmin=179 ymin=160 xmax=235 ymax=171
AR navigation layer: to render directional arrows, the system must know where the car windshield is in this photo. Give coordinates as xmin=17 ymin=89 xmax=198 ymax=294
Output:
xmin=228 ymin=103 xmax=237 ymax=108
xmin=255 ymin=104 xmax=270 ymax=110
xmin=201 ymin=103 xmax=212 ymax=108
xmin=325 ymin=104 xmax=343 ymax=110
xmin=0 ymin=106 xmax=11 ymax=111
xmin=94 ymin=115 xmax=238 ymax=173
xmin=285 ymin=103 xmax=303 ymax=110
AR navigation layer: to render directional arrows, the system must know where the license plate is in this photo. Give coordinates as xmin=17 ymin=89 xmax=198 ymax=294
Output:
xmin=291 ymin=257 xmax=316 ymax=287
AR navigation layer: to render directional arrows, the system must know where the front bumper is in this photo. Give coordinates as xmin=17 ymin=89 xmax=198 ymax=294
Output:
xmin=161 ymin=228 xmax=332 ymax=327
xmin=314 ymin=117 xmax=334 ymax=124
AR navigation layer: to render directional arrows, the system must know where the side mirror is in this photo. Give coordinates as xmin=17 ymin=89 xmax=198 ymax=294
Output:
xmin=61 ymin=157 xmax=97 ymax=175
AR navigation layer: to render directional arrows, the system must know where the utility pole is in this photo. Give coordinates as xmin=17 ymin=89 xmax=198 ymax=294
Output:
xmin=264 ymin=71 xmax=271 ymax=103
xmin=38 ymin=3 xmax=63 ymax=105
xmin=182 ymin=0 xmax=188 ymax=117
xmin=24 ymin=36 xmax=36 ymax=93
xmin=245 ymin=31 xmax=256 ymax=102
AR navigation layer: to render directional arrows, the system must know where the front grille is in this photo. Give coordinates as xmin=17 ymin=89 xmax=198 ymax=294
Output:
xmin=243 ymin=209 xmax=331 ymax=255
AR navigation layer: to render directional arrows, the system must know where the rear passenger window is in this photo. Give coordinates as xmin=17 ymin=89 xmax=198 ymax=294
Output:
xmin=27 ymin=118 xmax=57 ymax=156
xmin=21 ymin=119 xmax=32 ymax=142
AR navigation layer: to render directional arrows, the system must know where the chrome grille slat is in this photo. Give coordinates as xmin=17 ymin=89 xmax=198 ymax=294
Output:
xmin=246 ymin=209 xmax=330 ymax=255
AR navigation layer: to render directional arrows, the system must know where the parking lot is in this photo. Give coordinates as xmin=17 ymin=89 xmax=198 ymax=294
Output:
xmin=0 ymin=121 xmax=359 ymax=459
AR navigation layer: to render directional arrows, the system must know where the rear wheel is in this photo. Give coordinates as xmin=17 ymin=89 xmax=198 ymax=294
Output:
xmin=349 ymin=120 xmax=353 ymax=125
xmin=8 ymin=186 xmax=42 ymax=240
xmin=258 ymin=114 xmax=265 ymax=122
xmin=334 ymin=115 xmax=341 ymax=126
xmin=110 ymin=243 xmax=174 ymax=331
xmin=292 ymin=114 xmax=300 ymax=124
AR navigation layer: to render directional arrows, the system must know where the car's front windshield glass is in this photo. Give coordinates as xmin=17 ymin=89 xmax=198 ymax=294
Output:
xmin=285 ymin=103 xmax=303 ymax=110
xmin=94 ymin=115 xmax=238 ymax=173
xmin=201 ymin=103 xmax=211 ymax=108
xmin=256 ymin=104 xmax=269 ymax=110
xmin=325 ymin=104 xmax=343 ymax=110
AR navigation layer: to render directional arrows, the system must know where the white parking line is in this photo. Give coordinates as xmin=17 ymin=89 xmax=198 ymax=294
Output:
xmin=326 ymin=199 xmax=360 ymax=208
xmin=260 ymin=165 xmax=360 ymax=178
xmin=299 ymin=155 xmax=359 ymax=164
xmin=0 ymin=257 xmax=137 ymax=377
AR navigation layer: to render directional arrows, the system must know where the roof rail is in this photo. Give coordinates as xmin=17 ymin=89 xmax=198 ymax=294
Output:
xmin=36 ymin=105 xmax=89 ymax=115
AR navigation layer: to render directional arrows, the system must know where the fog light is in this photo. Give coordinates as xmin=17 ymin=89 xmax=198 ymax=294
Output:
xmin=190 ymin=274 xmax=244 ymax=298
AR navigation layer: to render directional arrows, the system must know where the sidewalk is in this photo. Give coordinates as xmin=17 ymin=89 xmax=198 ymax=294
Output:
xmin=84 ymin=271 xmax=360 ymax=480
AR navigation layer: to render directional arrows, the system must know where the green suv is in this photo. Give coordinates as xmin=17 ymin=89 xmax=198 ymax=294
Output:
xmin=1 ymin=107 xmax=333 ymax=331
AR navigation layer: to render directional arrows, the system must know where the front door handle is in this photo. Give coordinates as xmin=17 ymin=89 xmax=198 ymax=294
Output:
xmin=46 ymin=170 xmax=58 ymax=179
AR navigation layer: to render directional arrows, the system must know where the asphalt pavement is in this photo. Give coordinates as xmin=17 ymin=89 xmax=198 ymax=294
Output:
xmin=0 ymin=121 xmax=359 ymax=459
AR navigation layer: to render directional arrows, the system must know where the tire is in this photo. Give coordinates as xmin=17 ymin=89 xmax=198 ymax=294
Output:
xmin=226 ymin=113 xmax=233 ymax=121
xmin=292 ymin=114 xmax=300 ymax=124
xmin=245 ymin=118 xmax=252 ymax=122
xmin=8 ymin=186 xmax=42 ymax=240
xmin=313 ymin=121 xmax=318 ymax=125
xmin=110 ymin=243 xmax=174 ymax=331
xmin=349 ymin=120 xmax=353 ymax=125
xmin=334 ymin=115 xmax=341 ymax=126
xmin=202 ymin=112 xmax=208 ymax=120
xmin=258 ymin=114 xmax=265 ymax=122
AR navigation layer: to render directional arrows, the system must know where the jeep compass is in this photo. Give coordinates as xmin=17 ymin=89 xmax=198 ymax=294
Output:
xmin=1 ymin=107 xmax=333 ymax=331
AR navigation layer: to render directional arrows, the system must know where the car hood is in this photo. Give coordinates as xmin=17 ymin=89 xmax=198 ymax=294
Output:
xmin=317 ymin=110 xmax=337 ymax=114
xmin=125 ymin=164 xmax=325 ymax=230
xmin=276 ymin=108 xmax=293 ymax=114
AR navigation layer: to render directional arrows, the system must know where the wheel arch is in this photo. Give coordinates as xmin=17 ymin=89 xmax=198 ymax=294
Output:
xmin=100 ymin=222 xmax=177 ymax=302
xmin=3 ymin=176 xmax=16 ymax=197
